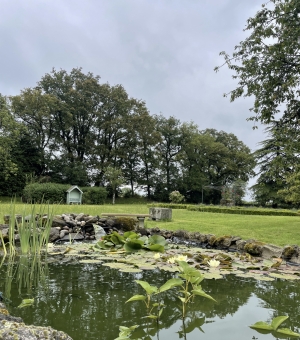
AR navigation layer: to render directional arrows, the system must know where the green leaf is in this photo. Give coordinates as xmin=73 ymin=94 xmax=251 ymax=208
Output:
xmin=126 ymin=295 xmax=146 ymax=303
xmin=145 ymin=315 xmax=158 ymax=319
xmin=17 ymin=298 xmax=34 ymax=308
xmin=124 ymin=240 xmax=143 ymax=252
xmin=145 ymin=244 xmax=165 ymax=252
xmin=271 ymin=316 xmax=289 ymax=331
xmin=158 ymin=278 xmax=183 ymax=293
xmin=135 ymin=280 xmax=158 ymax=295
xmin=276 ymin=328 xmax=300 ymax=337
xmin=192 ymin=288 xmax=217 ymax=302
xmin=124 ymin=231 xmax=138 ymax=239
xmin=148 ymin=235 xmax=167 ymax=246
xmin=250 ymin=321 xmax=273 ymax=331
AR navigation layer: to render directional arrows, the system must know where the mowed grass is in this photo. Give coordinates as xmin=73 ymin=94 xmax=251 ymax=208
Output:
xmin=0 ymin=203 xmax=299 ymax=247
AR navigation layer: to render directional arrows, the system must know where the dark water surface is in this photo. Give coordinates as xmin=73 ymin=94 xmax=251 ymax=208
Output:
xmin=0 ymin=258 xmax=299 ymax=340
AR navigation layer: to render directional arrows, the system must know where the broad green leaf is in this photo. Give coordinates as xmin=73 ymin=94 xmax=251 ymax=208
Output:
xmin=145 ymin=315 xmax=158 ymax=319
xmin=135 ymin=280 xmax=158 ymax=294
xmin=148 ymin=235 xmax=167 ymax=246
xmin=126 ymin=295 xmax=146 ymax=303
xmin=17 ymin=298 xmax=34 ymax=308
xmin=276 ymin=328 xmax=300 ymax=337
xmin=124 ymin=231 xmax=138 ymax=239
xmin=250 ymin=321 xmax=273 ymax=331
xmin=124 ymin=240 xmax=143 ymax=252
xmin=158 ymin=278 xmax=183 ymax=293
xmin=271 ymin=316 xmax=289 ymax=331
xmin=145 ymin=244 xmax=164 ymax=252
xmin=192 ymin=288 xmax=217 ymax=302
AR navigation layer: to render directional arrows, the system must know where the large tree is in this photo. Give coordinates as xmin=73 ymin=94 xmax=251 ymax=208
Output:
xmin=216 ymin=0 xmax=300 ymax=124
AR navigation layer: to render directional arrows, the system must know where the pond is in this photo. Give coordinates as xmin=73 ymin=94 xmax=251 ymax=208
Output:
xmin=0 ymin=256 xmax=299 ymax=340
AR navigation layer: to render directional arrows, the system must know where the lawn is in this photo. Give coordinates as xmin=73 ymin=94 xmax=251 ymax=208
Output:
xmin=0 ymin=203 xmax=299 ymax=247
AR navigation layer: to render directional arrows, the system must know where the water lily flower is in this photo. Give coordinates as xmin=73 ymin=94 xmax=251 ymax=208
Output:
xmin=208 ymin=259 xmax=220 ymax=268
xmin=167 ymin=257 xmax=176 ymax=264
xmin=153 ymin=253 xmax=161 ymax=259
xmin=176 ymin=255 xmax=188 ymax=262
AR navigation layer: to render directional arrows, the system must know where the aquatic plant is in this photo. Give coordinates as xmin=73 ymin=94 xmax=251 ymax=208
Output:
xmin=118 ymin=261 xmax=216 ymax=339
xmin=94 ymin=231 xmax=168 ymax=253
xmin=250 ymin=315 xmax=300 ymax=338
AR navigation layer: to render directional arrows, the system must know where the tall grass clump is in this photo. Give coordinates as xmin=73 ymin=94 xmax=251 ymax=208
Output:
xmin=5 ymin=200 xmax=53 ymax=255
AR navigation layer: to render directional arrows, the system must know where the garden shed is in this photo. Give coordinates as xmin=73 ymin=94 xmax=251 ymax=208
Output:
xmin=66 ymin=186 xmax=83 ymax=204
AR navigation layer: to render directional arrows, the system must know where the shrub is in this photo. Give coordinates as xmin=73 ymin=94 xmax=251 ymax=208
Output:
xmin=169 ymin=191 xmax=185 ymax=204
xmin=81 ymin=187 xmax=107 ymax=205
xmin=22 ymin=183 xmax=70 ymax=203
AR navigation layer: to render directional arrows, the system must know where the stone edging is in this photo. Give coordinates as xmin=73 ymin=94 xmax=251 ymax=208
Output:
xmin=137 ymin=226 xmax=300 ymax=264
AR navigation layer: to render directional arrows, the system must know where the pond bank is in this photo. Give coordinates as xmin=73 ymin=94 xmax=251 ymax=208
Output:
xmin=0 ymin=302 xmax=73 ymax=340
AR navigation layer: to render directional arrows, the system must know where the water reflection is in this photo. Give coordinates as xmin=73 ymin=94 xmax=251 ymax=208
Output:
xmin=0 ymin=260 xmax=299 ymax=340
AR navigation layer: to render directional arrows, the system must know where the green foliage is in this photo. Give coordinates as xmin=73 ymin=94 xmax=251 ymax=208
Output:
xmin=278 ymin=169 xmax=300 ymax=205
xmin=122 ymin=261 xmax=216 ymax=339
xmin=188 ymin=205 xmax=300 ymax=216
xmin=22 ymin=183 xmax=70 ymax=203
xmin=169 ymin=190 xmax=185 ymax=203
xmin=81 ymin=187 xmax=107 ymax=205
xmin=94 ymin=231 xmax=168 ymax=253
xmin=250 ymin=315 xmax=300 ymax=338
xmin=216 ymin=0 xmax=300 ymax=125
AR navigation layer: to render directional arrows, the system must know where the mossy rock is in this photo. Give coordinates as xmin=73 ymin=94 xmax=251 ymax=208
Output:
xmin=115 ymin=217 xmax=136 ymax=231
xmin=282 ymin=246 xmax=296 ymax=259
xmin=244 ymin=241 xmax=265 ymax=256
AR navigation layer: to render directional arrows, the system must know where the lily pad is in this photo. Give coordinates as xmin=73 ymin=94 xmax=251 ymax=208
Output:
xmin=203 ymin=272 xmax=223 ymax=280
xmin=268 ymin=273 xmax=300 ymax=280
xmin=79 ymin=259 xmax=103 ymax=264
xmin=119 ymin=268 xmax=142 ymax=273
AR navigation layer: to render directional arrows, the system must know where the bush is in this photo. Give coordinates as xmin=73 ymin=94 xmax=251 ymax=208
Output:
xmin=81 ymin=187 xmax=107 ymax=205
xmin=169 ymin=191 xmax=185 ymax=204
xmin=23 ymin=183 xmax=70 ymax=203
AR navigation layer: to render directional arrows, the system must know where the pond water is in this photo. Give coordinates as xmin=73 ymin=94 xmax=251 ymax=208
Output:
xmin=0 ymin=257 xmax=299 ymax=340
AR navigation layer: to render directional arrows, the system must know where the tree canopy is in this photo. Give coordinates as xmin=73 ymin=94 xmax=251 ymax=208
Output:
xmin=3 ymin=68 xmax=255 ymax=203
xmin=216 ymin=0 xmax=300 ymax=125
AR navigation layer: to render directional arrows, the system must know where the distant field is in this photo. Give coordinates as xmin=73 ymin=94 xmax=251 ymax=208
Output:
xmin=0 ymin=203 xmax=299 ymax=247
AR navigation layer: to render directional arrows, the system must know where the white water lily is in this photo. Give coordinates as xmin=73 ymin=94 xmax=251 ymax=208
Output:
xmin=176 ymin=255 xmax=188 ymax=262
xmin=208 ymin=259 xmax=220 ymax=268
xmin=153 ymin=253 xmax=161 ymax=259
xmin=167 ymin=257 xmax=176 ymax=264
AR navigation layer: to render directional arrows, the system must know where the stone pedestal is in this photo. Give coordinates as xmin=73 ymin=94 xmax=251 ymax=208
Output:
xmin=149 ymin=208 xmax=172 ymax=221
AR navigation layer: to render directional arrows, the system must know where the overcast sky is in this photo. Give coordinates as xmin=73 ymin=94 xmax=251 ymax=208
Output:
xmin=1 ymin=0 xmax=267 ymax=193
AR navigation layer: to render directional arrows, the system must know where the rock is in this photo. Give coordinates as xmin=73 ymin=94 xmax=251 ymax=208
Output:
xmin=51 ymin=217 xmax=67 ymax=229
xmin=0 ymin=302 xmax=73 ymax=340
xmin=59 ymin=230 xmax=67 ymax=238
xmin=60 ymin=233 xmax=84 ymax=241
xmin=0 ymin=227 xmax=9 ymax=242
xmin=48 ymin=228 xmax=60 ymax=243
xmin=0 ymin=320 xmax=73 ymax=340
xmin=236 ymin=239 xmax=246 ymax=251
xmin=86 ymin=216 xmax=98 ymax=224
xmin=261 ymin=244 xmax=283 ymax=259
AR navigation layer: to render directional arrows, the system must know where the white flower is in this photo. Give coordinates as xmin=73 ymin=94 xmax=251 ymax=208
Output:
xmin=167 ymin=257 xmax=176 ymax=264
xmin=153 ymin=253 xmax=161 ymax=259
xmin=176 ymin=255 xmax=188 ymax=262
xmin=207 ymin=259 xmax=220 ymax=268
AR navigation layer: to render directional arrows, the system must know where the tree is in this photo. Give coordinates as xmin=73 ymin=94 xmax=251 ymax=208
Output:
xmin=251 ymin=121 xmax=299 ymax=206
xmin=278 ymin=168 xmax=300 ymax=205
xmin=215 ymin=0 xmax=300 ymax=124
xmin=104 ymin=167 xmax=124 ymax=204
xmin=0 ymin=94 xmax=24 ymax=195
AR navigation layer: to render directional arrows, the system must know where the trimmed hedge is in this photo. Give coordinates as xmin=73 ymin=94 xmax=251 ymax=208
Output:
xmin=23 ymin=183 xmax=70 ymax=203
xmin=147 ymin=203 xmax=300 ymax=217
xmin=81 ymin=187 xmax=107 ymax=205
xmin=147 ymin=203 xmax=191 ymax=210
xmin=187 ymin=205 xmax=300 ymax=216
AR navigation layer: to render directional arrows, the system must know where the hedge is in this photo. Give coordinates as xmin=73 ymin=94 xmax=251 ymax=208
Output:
xmin=22 ymin=183 xmax=70 ymax=203
xmin=81 ymin=187 xmax=107 ymax=205
xmin=147 ymin=203 xmax=300 ymax=217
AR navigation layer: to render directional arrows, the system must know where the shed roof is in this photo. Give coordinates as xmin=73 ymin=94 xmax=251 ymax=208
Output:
xmin=66 ymin=185 xmax=83 ymax=193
